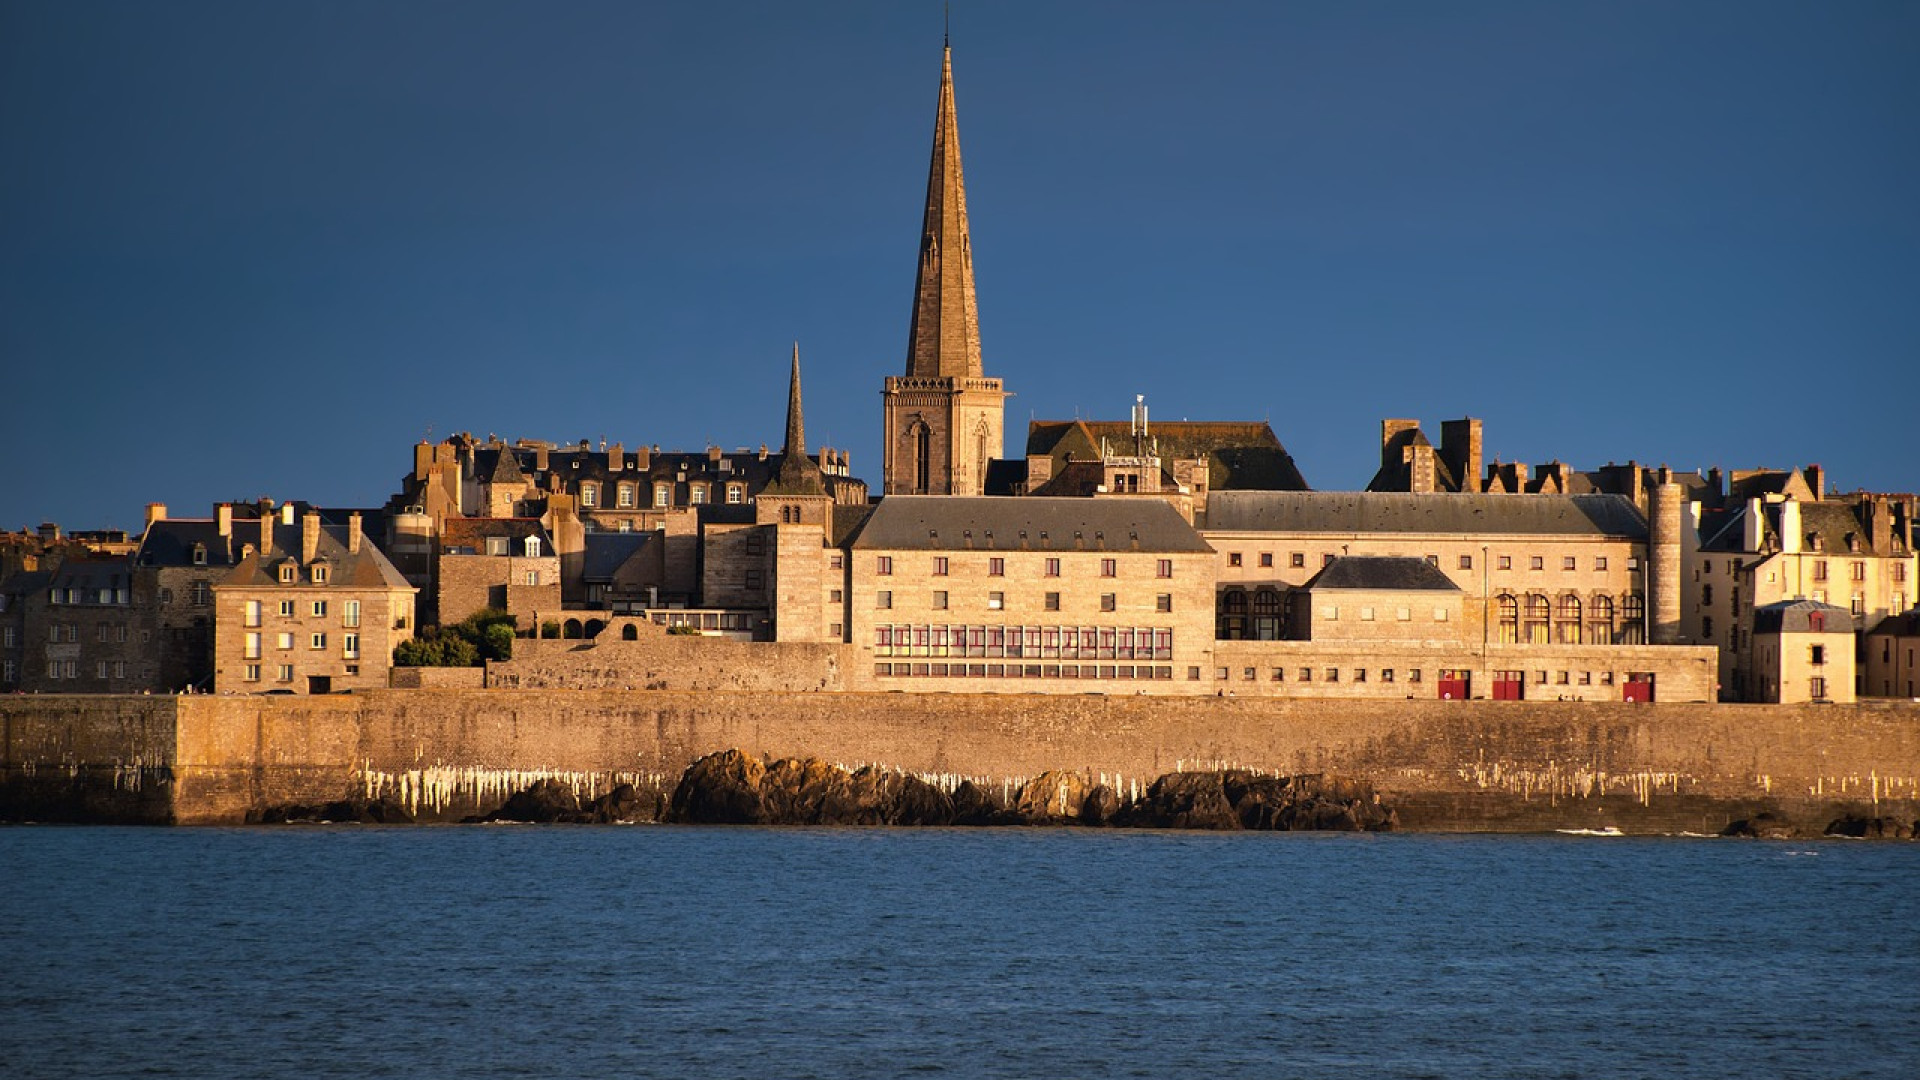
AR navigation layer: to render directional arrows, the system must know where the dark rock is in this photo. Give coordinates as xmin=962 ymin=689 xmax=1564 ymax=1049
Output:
xmin=669 ymin=749 xmax=769 ymax=824
xmin=1825 ymin=814 xmax=1913 ymax=839
xmin=951 ymin=779 xmax=1018 ymax=826
xmin=584 ymin=783 xmax=648 ymax=824
xmin=1121 ymin=772 xmax=1242 ymax=830
xmin=890 ymin=774 xmax=956 ymax=826
xmin=1080 ymin=784 xmax=1121 ymax=826
xmin=1721 ymin=811 xmax=1798 ymax=838
xmin=253 ymin=797 xmax=413 ymax=824
xmin=491 ymin=779 xmax=584 ymax=823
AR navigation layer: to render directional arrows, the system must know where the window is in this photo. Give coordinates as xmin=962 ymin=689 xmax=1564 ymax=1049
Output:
xmin=279 ymin=563 xmax=296 ymax=583
xmin=278 ymin=665 xmax=293 ymax=682
xmin=311 ymin=601 xmax=328 ymax=617
xmin=617 ymin=484 xmax=634 ymax=508
xmin=278 ymin=633 xmax=294 ymax=650
xmin=244 ymin=633 xmax=261 ymax=660
xmin=829 ymin=554 xmax=843 ymax=570
xmin=1360 ymin=606 xmax=1375 ymax=621
xmin=1397 ymin=607 xmax=1411 ymax=621
xmin=525 ymin=570 xmax=541 ymax=586
xmin=1560 ymin=556 xmax=1575 ymax=571
xmin=1259 ymin=553 xmax=1273 ymax=568
xmin=1326 ymin=668 xmax=1339 ymax=682
xmin=1459 ymin=555 xmax=1473 ymax=570
xmin=1893 ymin=563 xmax=1907 ymax=583
xmin=244 ymin=600 xmax=262 ymax=627
xmin=1290 ymin=553 xmax=1305 ymax=569
xmin=1702 ymin=584 xmax=1713 ymax=606
xmin=1157 ymin=559 xmax=1173 ymax=579
xmin=1323 ymin=554 xmax=1336 ymax=568
xmin=1156 ymin=594 xmax=1172 ymax=613
xmin=344 ymin=601 xmax=360 ymax=628
xmin=1325 ymin=606 xmax=1339 ymax=621
xmin=726 ymin=485 xmax=744 ymax=505
xmin=1382 ymin=669 xmax=1395 ymax=683
xmin=1434 ymin=607 xmax=1449 ymax=622
xmin=1045 ymin=558 xmax=1060 ymax=577
xmin=933 ymin=557 xmax=949 ymax=576
xmin=1354 ymin=668 xmax=1367 ymax=683
xmin=309 ymin=633 xmax=326 ymax=650
xmin=876 ymin=590 xmax=892 ymax=610
xmin=279 ymin=600 xmax=294 ymax=617
xmin=829 ymin=589 xmax=843 ymax=603
xmin=1810 ymin=676 xmax=1828 ymax=700
xmin=1299 ymin=668 xmax=1312 ymax=682
xmin=97 ymin=624 xmax=109 ymax=642
xmin=1044 ymin=592 xmax=1060 ymax=612
xmin=343 ymin=634 xmax=360 ymax=659
xmin=1499 ymin=555 xmax=1513 ymax=570
xmin=1595 ymin=557 xmax=1609 ymax=571
xmin=989 ymin=558 xmax=1005 ymax=577
xmin=877 ymin=556 xmax=893 ymax=575
xmin=988 ymin=592 xmax=1003 ymax=610
xmin=524 ymin=536 xmax=542 ymax=558
xmin=0 ymin=627 xmax=11 ymax=647
xmin=1851 ymin=594 xmax=1865 ymax=616
xmin=1530 ymin=556 xmax=1545 ymax=570
xmin=744 ymin=569 xmax=762 ymax=590
xmin=1813 ymin=560 xmax=1829 ymax=582
xmin=1852 ymin=561 xmax=1866 ymax=582
xmin=245 ymin=664 xmax=261 ymax=682
xmin=1228 ymin=553 xmax=1242 ymax=567
xmin=192 ymin=544 xmax=207 ymax=566
xmin=581 ymin=484 xmax=598 ymax=508
xmin=690 ymin=486 xmax=706 ymax=505
xmin=1100 ymin=559 xmax=1117 ymax=578
xmin=654 ymin=485 xmax=671 ymax=507
xmin=1100 ymin=594 xmax=1116 ymax=612
xmin=1702 ymin=616 xmax=1713 ymax=638
xmin=930 ymin=592 xmax=947 ymax=610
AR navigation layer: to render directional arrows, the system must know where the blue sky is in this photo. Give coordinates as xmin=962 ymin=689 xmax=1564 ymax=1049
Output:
xmin=3 ymin=1 xmax=1915 ymax=531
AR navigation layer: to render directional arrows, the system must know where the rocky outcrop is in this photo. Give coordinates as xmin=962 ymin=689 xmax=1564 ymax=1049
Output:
xmin=666 ymin=750 xmax=1396 ymax=831
xmin=1721 ymin=811 xmax=1800 ymax=838
xmin=1824 ymin=814 xmax=1915 ymax=839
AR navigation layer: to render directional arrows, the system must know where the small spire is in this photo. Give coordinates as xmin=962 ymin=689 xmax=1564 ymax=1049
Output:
xmin=783 ymin=342 xmax=806 ymax=459
xmin=771 ymin=344 xmax=826 ymax=496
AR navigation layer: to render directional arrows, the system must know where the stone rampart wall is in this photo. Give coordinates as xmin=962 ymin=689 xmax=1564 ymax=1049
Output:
xmin=487 ymin=636 xmax=847 ymax=692
xmin=3 ymin=692 xmax=1917 ymax=831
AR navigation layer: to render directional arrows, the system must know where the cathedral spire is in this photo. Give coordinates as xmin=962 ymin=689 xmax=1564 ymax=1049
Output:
xmin=772 ymin=343 xmax=825 ymax=496
xmin=904 ymin=42 xmax=983 ymax=380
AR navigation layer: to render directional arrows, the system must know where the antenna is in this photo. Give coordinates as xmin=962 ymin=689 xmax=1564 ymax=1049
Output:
xmin=944 ymin=1 xmax=950 ymax=46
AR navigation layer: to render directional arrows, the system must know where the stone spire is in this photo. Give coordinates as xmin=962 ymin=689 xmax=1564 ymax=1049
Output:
xmin=904 ymin=43 xmax=983 ymax=380
xmin=771 ymin=343 xmax=826 ymax=495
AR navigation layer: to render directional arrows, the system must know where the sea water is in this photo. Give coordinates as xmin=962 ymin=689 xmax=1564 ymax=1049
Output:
xmin=1 ymin=827 xmax=1914 ymax=1079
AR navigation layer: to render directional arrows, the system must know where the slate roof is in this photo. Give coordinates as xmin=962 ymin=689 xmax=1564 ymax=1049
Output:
xmin=135 ymin=520 xmax=244 ymax=569
xmin=581 ymin=532 xmax=654 ymax=582
xmin=1024 ymin=420 xmax=1309 ymax=492
xmin=1305 ymin=556 xmax=1462 ymax=592
xmin=220 ymin=520 xmax=412 ymax=591
xmin=1751 ymin=599 xmax=1853 ymax=635
xmin=1698 ymin=499 xmax=1900 ymax=556
xmin=848 ymin=496 xmax=1212 ymax=553
xmin=1868 ymin=609 xmax=1920 ymax=638
xmin=440 ymin=518 xmax=551 ymax=552
xmin=1205 ymin=492 xmax=1649 ymax=538
xmin=48 ymin=557 xmax=131 ymax=602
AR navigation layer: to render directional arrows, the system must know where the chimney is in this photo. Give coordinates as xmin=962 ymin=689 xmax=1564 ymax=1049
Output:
xmin=635 ymin=446 xmax=652 ymax=471
xmin=144 ymin=503 xmax=167 ymax=529
xmin=215 ymin=503 xmax=232 ymax=538
xmin=708 ymin=445 xmax=723 ymax=463
xmin=1380 ymin=419 xmax=1420 ymax=472
xmin=1438 ymin=418 xmax=1482 ymax=494
xmin=414 ymin=442 xmax=434 ymax=480
xmin=302 ymin=511 xmax=321 ymax=564
xmin=1805 ymin=465 xmax=1826 ymax=501
xmin=280 ymin=503 xmax=295 ymax=525
xmin=348 ymin=512 xmax=363 ymax=555
xmin=1779 ymin=498 xmax=1802 ymax=555
xmin=609 ymin=443 xmax=623 ymax=472
xmin=534 ymin=446 xmax=549 ymax=473
xmin=259 ymin=511 xmax=273 ymax=557
xmin=1867 ymin=497 xmax=1893 ymax=554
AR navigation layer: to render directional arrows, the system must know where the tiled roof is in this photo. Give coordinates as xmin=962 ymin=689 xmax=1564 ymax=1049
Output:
xmin=440 ymin=518 xmax=551 ymax=549
xmin=848 ymin=496 xmax=1211 ymax=553
xmin=1025 ymin=420 xmax=1309 ymax=492
xmin=1206 ymin=492 xmax=1648 ymax=538
xmin=1752 ymin=599 xmax=1853 ymax=635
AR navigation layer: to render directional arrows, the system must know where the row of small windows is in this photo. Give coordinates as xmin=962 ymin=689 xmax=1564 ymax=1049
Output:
xmin=242 ymin=600 xmax=358 ymax=625
xmin=877 ymin=591 xmax=1171 ymax=613
xmin=39 ymin=624 xmax=135 ymax=644
xmin=1496 ymin=593 xmax=1645 ymax=645
xmin=578 ymin=483 xmax=745 ymax=509
xmin=242 ymin=632 xmax=361 ymax=659
xmin=1223 ymin=552 xmax=1625 ymax=573
xmin=875 ymin=556 xmax=1174 ymax=579
xmin=877 ymin=662 xmax=1174 ymax=681
xmin=47 ymin=587 xmax=131 ymax=605
xmin=874 ymin=625 xmax=1175 ymax=661
xmin=43 ymin=660 xmax=133 ymax=680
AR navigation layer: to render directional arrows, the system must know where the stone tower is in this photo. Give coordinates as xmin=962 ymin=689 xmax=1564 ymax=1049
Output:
xmin=881 ymin=42 xmax=1006 ymax=496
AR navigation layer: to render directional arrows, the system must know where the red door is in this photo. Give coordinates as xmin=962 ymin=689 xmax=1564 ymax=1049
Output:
xmin=1623 ymin=674 xmax=1654 ymax=703
xmin=1437 ymin=671 xmax=1470 ymax=700
xmin=1492 ymin=670 xmax=1524 ymax=700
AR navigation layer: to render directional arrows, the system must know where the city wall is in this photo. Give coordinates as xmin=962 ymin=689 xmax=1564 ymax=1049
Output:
xmin=3 ymin=691 xmax=1917 ymax=832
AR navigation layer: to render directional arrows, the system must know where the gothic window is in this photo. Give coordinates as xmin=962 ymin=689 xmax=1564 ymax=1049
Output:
xmin=915 ymin=424 xmax=931 ymax=494
xmin=1251 ymin=589 xmax=1282 ymax=641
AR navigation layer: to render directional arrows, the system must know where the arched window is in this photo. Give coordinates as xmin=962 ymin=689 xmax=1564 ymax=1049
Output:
xmin=1556 ymin=594 xmax=1582 ymax=644
xmin=621 ymin=624 xmax=638 ymax=641
xmin=1251 ymin=589 xmax=1283 ymax=641
xmin=1218 ymin=589 xmax=1248 ymax=640
xmin=1589 ymin=595 xmax=1615 ymax=645
xmin=1524 ymin=594 xmax=1551 ymax=644
xmin=1497 ymin=594 xmax=1520 ymax=644
xmin=1621 ymin=594 xmax=1646 ymax=644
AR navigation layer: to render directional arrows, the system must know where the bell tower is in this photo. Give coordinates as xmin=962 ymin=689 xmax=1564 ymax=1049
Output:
xmin=882 ymin=41 xmax=1006 ymax=496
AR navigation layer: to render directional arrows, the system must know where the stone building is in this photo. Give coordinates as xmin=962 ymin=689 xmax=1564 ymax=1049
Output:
xmin=434 ymin=518 xmax=561 ymax=630
xmin=210 ymin=509 xmax=416 ymax=695
xmin=1864 ymin=608 xmax=1920 ymax=700
xmin=1747 ymin=599 xmax=1856 ymax=704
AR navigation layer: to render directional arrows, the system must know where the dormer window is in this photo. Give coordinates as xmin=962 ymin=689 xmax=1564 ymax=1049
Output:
xmin=617 ymin=484 xmax=634 ymax=508
xmin=486 ymin=536 xmax=509 ymax=557
xmin=192 ymin=543 xmax=207 ymax=566
xmin=690 ymin=485 xmax=707 ymax=505
xmin=726 ymin=484 xmax=744 ymax=505
xmin=278 ymin=562 xmax=296 ymax=584
xmin=310 ymin=564 xmax=329 ymax=585
xmin=581 ymin=484 xmax=598 ymax=508
xmin=523 ymin=536 xmax=542 ymax=558
xmin=655 ymin=485 xmax=671 ymax=507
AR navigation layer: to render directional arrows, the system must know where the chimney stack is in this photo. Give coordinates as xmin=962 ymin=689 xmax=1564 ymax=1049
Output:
xmin=280 ymin=503 xmax=295 ymax=525
xmin=215 ymin=503 xmax=232 ymax=538
xmin=259 ymin=511 xmax=273 ymax=557
xmin=144 ymin=503 xmax=168 ymax=530
xmin=348 ymin=512 xmax=363 ymax=555
xmin=609 ymin=443 xmax=623 ymax=471
xmin=302 ymin=511 xmax=321 ymax=564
